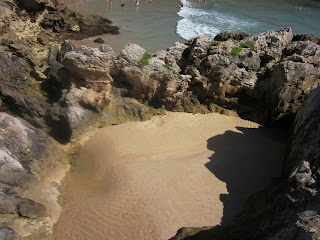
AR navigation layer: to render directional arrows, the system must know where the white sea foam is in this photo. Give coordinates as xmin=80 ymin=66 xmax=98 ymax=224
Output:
xmin=176 ymin=0 xmax=259 ymax=40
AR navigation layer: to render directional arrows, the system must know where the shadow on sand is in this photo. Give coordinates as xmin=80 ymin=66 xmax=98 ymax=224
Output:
xmin=205 ymin=126 xmax=287 ymax=226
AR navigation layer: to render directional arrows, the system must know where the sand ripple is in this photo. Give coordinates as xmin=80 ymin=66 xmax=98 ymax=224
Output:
xmin=55 ymin=112 xmax=285 ymax=240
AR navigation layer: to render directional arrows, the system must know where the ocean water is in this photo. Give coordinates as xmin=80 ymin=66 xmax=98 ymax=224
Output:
xmin=66 ymin=0 xmax=320 ymax=53
xmin=177 ymin=0 xmax=320 ymax=40
xmin=66 ymin=0 xmax=185 ymax=53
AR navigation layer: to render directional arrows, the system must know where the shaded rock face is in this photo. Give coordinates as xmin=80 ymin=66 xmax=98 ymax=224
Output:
xmin=264 ymin=59 xmax=320 ymax=126
xmin=0 ymin=52 xmax=70 ymax=143
xmin=287 ymin=87 xmax=320 ymax=198
xmin=170 ymin=87 xmax=320 ymax=240
xmin=174 ymin=28 xmax=319 ymax=126
xmin=0 ymin=112 xmax=68 ymax=239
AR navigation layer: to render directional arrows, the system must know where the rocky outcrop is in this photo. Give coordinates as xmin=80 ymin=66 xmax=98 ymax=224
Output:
xmin=159 ymin=27 xmax=319 ymax=126
xmin=170 ymin=87 xmax=320 ymax=240
xmin=0 ymin=0 xmax=118 ymax=78
xmin=0 ymin=52 xmax=69 ymax=142
xmin=16 ymin=0 xmax=119 ymax=37
xmin=0 ymin=112 xmax=69 ymax=239
xmin=112 ymin=43 xmax=190 ymax=106
xmin=45 ymin=28 xmax=320 ymax=126
xmin=45 ymin=41 xmax=166 ymax=140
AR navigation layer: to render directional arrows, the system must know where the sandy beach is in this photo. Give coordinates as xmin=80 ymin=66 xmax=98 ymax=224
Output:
xmin=55 ymin=112 xmax=286 ymax=240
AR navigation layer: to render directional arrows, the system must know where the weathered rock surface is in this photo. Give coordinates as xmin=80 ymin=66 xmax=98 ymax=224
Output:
xmin=15 ymin=0 xmax=119 ymax=38
xmin=0 ymin=52 xmax=69 ymax=142
xmin=45 ymin=41 xmax=166 ymax=140
xmin=0 ymin=227 xmax=20 ymax=240
xmin=0 ymin=0 xmax=118 ymax=79
xmin=63 ymin=44 xmax=116 ymax=90
xmin=64 ymin=86 xmax=165 ymax=141
xmin=170 ymin=87 xmax=320 ymax=240
xmin=112 ymin=43 xmax=189 ymax=106
xmin=46 ymin=27 xmax=320 ymax=126
xmin=0 ymin=112 xmax=68 ymax=239
xmin=165 ymin=27 xmax=319 ymax=126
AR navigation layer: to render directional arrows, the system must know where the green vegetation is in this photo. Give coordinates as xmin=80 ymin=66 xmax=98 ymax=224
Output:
xmin=138 ymin=52 xmax=152 ymax=67
xmin=163 ymin=64 xmax=170 ymax=69
xmin=162 ymin=64 xmax=182 ymax=79
xmin=208 ymin=40 xmax=221 ymax=50
xmin=212 ymin=40 xmax=221 ymax=46
xmin=240 ymin=40 xmax=255 ymax=50
xmin=231 ymin=46 xmax=243 ymax=56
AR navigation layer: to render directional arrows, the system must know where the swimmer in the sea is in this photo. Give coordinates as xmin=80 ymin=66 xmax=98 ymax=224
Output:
xmin=180 ymin=1 xmax=183 ymax=7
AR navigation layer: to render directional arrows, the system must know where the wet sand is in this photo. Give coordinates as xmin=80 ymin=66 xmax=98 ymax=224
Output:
xmin=55 ymin=112 xmax=286 ymax=240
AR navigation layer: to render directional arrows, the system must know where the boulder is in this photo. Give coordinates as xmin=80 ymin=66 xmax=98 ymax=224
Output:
xmin=260 ymin=38 xmax=320 ymax=126
xmin=293 ymin=33 xmax=320 ymax=45
xmin=115 ymin=43 xmax=146 ymax=67
xmin=16 ymin=0 xmax=53 ymax=12
xmin=246 ymin=27 xmax=293 ymax=68
xmin=64 ymin=86 xmax=164 ymax=140
xmin=62 ymin=44 xmax=116 ymax=90
xmin=287 ymin=87 xmax=320 ymax=188
xmin=214 ymin=30 xmax=251 ymax=41
xmin=0 ymin=227 xmax=20 ymax=240
xmin=264 ymin=61 xmax=320 ymax=125
xmin=284 ymin=40 xmax=320 ymax=65
xmin=17 ymin=198 xmax=47 ymax=219
xmin=183 ymin=35 xmax=212 ymax=67
xmin=39 ymin=0 xmax=119 ymax=38
xmin=94 ymin=37 xmax=105 ymax=43
xmin=155 ymin=41 xmax=188 ymax=72
xmin=112 ymin=44 xmax=187 ymax=104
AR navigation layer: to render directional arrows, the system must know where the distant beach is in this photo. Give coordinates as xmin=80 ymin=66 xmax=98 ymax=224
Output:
xmin=63 ymin=0 xmax=185 ymax=54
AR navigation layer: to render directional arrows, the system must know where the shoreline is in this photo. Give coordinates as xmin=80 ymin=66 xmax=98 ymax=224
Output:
xmin=62 ymin=0 xmax=185 ymax=54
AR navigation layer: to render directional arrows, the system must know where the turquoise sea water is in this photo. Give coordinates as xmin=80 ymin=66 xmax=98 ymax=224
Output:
xmin=178 ymin=0 xmax=320 ymax=40
xmin=67 ymin=0 xmax=320 ymax=53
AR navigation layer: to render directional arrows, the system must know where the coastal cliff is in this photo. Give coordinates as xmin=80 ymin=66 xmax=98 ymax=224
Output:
xmin=0 ymin=0 xmax=320 ymax=239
